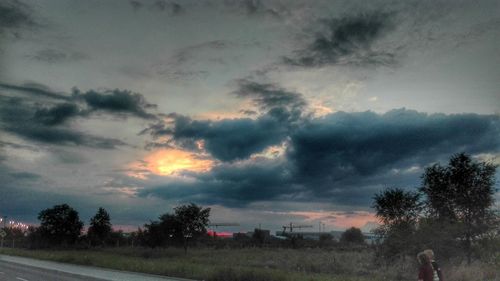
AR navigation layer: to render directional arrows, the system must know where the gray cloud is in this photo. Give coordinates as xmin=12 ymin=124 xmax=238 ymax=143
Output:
xmin=153 ymin=1 xmax=183 ymax=15
xmin=0 ymin=96 xmax=127 ymax=149
xmin=240 ymin=0 xmax=284 ymax=18
xmin=0 ymin=0 xmax=35 ymax=34
xmin=287 ymin=109 xmax=499 ymax=189
xmin=221 ymin=0 xmax=288 ymax=19
xmin=284 ymin=12 xmax=396 ymax=67
xmin=144 ymin=112 xmax=289 ymax=161
xmin=34 ymin=103 xmax=82 ymax=126
xmin=0 ymin=82 xmax=71 ymax=100
xmin=29 ymin=49 xmax=88 ymax=64
xmin=72 ymin=88 xmax=158 ymax=119
xmin=234 ymin=79 xmax=306 ymax=112
xmin=153 ymin=40 xmax=233 ymax=80
xmin=139 ymin=159 xmax=294 ymax=207
xmin=143 ymin=81 xmax=306 ymax=161
xmin=1 ymin=82 xmax=158 ymax=119
xmin=129 ymin=1 xmax=143 ymax=11
xmin=141 ymin=109 xmax=499 ymax=207
xmin=0 ymin=81 xmax=159 ymax=148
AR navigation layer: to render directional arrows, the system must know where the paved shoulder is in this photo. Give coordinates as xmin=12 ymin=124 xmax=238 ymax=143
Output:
xmin=0 ymin=261 xmax=105 ymax=281
xmin=0 ymin=255 xmax=198 ymax=281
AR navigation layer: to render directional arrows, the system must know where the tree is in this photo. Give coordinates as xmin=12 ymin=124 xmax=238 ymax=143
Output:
xmin=173 ymin=203 xmax=210 ymax=253
xmin=38 ymin=204 xmax=83 ymax=246
xmin=372 ymin=188 xmax=422 ymax=260
xmin=421 ymin=153 xmax=497 ymax=264
xmin=373 ymin=188 xmax=422 ymax=227
xmin=142 ymin=203 xmax=210 ymax=251
xmin=340 ymin=227 xmax=365 ymax=244
xmin=88 ymin=207 xmax=112 ymax=246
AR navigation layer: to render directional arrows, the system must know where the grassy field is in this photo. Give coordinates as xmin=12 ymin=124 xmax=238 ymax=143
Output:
xmin=1 ymin=247 xmax=499 ymax=281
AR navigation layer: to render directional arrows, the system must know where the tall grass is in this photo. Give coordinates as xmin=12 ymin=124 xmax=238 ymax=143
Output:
xmin=1 ymin=247 xmax=498 ymax=281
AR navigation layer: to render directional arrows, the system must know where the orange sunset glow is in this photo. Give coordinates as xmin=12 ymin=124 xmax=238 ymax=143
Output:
xmin=131 ymin=149 xmax=214 ymax=177
xmin=288 ymin=211 xmax=378 ymax=229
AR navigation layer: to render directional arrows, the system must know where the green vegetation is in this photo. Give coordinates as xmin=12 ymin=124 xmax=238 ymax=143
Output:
xmin=1 ymin=247 xmax=499 ymax=281
xmin=373 ymin=153 xmax=498 ymax=263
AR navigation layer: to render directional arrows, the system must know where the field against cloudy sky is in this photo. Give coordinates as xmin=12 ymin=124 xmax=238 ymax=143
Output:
xmin=0 ymin=0 xmax=499 ymax=232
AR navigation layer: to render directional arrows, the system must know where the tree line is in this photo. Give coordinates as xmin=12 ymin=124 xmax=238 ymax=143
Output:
xmin=24 ymin=203 xmax=210 ymax=252
xmin=373 ymin=153 xmax=498 ymax=264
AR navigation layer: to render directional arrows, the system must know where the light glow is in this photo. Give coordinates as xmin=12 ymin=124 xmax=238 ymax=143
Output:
xmin=130 ymin=149 xmax=214 ymax=177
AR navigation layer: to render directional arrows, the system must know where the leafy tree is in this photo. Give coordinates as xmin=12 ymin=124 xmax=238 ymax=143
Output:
xmin=38 ymin=204 xmax=83 ymax=246
xmin=142 ymin=203 xmax=210 ymax=252
xmin=88 ymin=207 xmax=112 ymax=246
xmin=340 ymin=227 xmax=365 ymax=244
xmin=420 ymin=153 xmax=497 ymax=264
xmin=372 ymin=188 xmax=422 ymax=260
xmin=174 ymin=203 xmax=210 ymax=253
xmin=143 ymin=220 xmax=165 ymax=248
xmin=373 ymin=188 xmax=422 ymax=227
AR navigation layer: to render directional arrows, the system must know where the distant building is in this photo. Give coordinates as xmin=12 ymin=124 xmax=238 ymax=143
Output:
xmin=274 ymin=230 xmax=378 ymax=244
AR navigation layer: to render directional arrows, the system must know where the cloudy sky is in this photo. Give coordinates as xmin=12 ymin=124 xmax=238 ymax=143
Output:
xmin=0 ymin=0 xmax=499 ymax=233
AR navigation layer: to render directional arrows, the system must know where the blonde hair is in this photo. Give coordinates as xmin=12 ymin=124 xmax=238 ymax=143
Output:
xmin=417 ymin=252 xmax=430 ymax=265
xmin=423 ymin=249 xmax=435 ymax=260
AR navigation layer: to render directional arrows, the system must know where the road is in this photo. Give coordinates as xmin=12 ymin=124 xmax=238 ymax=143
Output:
xmin=0 ymin=261 xmax=104 ymax=281
xmin=0 ymin=255 xmax=196 ymax=281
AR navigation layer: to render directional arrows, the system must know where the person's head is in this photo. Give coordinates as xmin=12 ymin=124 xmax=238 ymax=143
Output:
xmin=423 ymin=249 xmax=435 ymax=260
xmin=417 ymin=252 xmax=430 ymax=265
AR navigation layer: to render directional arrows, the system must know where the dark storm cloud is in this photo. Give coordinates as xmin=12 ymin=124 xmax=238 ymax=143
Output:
xmin=144 ymin=112 xmax=289 ymax=161
xmin=34 ymin=103 xmax=81 ymax=126
xmin=0 ymin=0 xmax=35 ymax=33
xmin=0 ymin=82 xmax=158 ymax=120
xmin=288 ymin=109 xmax=499 ymax=187
xmin=234 ymin=79 xmax=306 ymax=112
xmin=0 ymin=82 xmax=70 ymax=100
xmin=142 ymin=109 xmax=499 ymax=207
xmin=139 ymin=160 xmax=294 ymax=206
xmin=142 ymin=81 xmax=305 ymax=161
xmin=285 ymin=12 xmax=395 ymax=67
xmin=72 ymin=88 xmax=157 ymax=119
xmin=0 ymin=96 xmax=126 ymax=149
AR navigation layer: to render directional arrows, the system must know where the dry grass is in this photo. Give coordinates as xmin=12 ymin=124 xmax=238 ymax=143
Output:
xmin=1 ymin=247 xmax=498 ymax=281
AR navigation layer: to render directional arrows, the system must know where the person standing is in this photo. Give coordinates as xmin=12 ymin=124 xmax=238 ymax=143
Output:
xmin=417 ymin=252 xmax=434 ymax=281
xmin=424 ymin=249 xmax=444 ymax=281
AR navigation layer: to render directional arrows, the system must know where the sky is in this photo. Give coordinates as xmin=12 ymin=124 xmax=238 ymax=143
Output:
xmin=0 ymin=0 xmax=499 ymax=233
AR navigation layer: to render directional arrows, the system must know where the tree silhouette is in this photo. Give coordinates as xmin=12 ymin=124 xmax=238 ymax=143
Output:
xmin=174 ymin=203 xmax=210 ymax=253
xmin=88 ymin=207 xmax=112 ymax=246
xmin=421 ymin=153 xmax=497 ymax=264
xmin=372 ymin=187 xmax=422 ymax=260
xmin=373 ymin=187 xmax=422 ymax=227
xmin=142 ymin=203 xmax=210 ymax=251
xmin=38 ymin=204 xmax=83 ymax=246
xmin=340 ymin=227 xmax=365 ymax=244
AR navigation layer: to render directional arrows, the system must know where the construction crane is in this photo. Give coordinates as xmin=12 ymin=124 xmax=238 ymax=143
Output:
xmin=281 ymin=222 xmax=313 ymax=235
xmin=208 ymin=222 xmax=240 ymax=237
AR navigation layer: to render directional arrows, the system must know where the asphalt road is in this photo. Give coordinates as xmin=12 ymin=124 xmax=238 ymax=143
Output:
xmin=0 ymin=261 xmax=105 ymax=281
xmin=0 ymin=255 xmax=196 ymax=281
